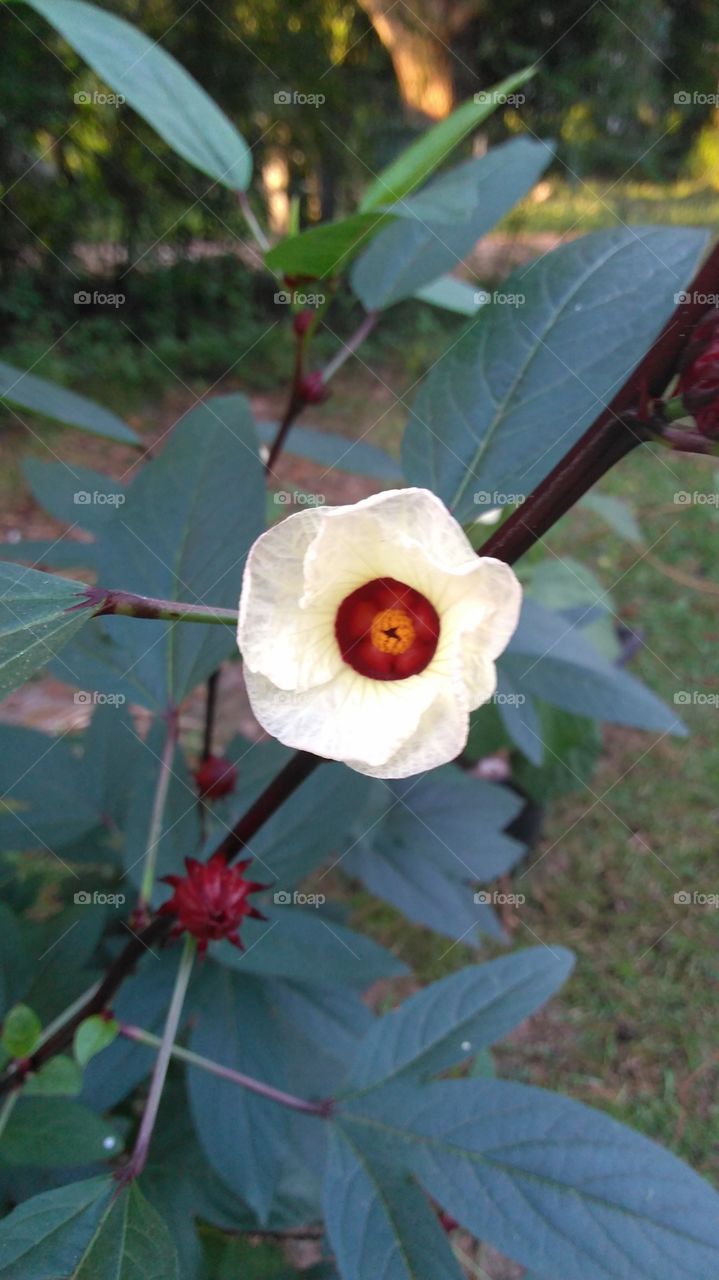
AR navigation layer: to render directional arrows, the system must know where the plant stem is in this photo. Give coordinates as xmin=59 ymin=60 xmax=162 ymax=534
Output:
xmin=237 ymin=189 xmax=270 ymax=253
xmin=202 ymin=671 xmax=220 ymax=760
xmin=321 ymin=309 xmax=379 ymax=384
xmin=118 ymin=934 xmax=196 ymax=1184
xmin=211 ymin=749 xmax=321 ymax=864
xmin=139 ymin=709 xmax=179 ymax=906
xmin=76 ymin=587 xmax=238 ymax=626
xmin=120 ymin=1024 xmax=331 ymax=1116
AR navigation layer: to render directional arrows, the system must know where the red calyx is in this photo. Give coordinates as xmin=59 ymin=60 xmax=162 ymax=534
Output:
xmin=335 ymin=577 xmax=440 ymax=681
xmin=293 ymin=309 xmax=314 ymax=337
xmin=676 ymin=309 xmax=719 ymax=436
xmin=194 ymin=754 xmax=238 ymax=800
xmin=160 ymin=852 xmax=267 ymax=955
xmin=297 ymin=371 xmax=329 ymax=404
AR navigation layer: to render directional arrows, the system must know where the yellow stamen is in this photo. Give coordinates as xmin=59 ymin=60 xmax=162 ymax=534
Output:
xmin=370 ymin=608 xmax=415 ymax=654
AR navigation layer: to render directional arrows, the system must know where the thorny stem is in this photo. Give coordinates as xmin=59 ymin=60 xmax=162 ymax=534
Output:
xmin=120 ymin=1024 xmax=332 ymax=1117
xmin=139 ymin=708 xmax=179 ymax=906
xmin=117 ymin=934 xmax=196 ymax=1185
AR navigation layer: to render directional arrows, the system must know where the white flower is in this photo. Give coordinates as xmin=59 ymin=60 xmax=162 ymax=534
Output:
xmin=237 ymin=488 xmax=522 ymax=779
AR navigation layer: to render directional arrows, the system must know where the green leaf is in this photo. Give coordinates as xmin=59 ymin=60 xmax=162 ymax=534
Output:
xmin=0 ymin=726 xmax=100 ymax=850
xmin=23 ymin=458 xmax=127 ymax=533
xmin=24 ymin=1055 xmax=83 ymax=1097
xmin=581 ymin=492 xmax=644 ymax=545
xmin=344 ymin=770 xmax=524 ymax=943
xmin=74 ymin=1016 xmax=119 ymax=1069
xmin=502 ymin=599 xmax=685 ymax=735
xmin=24 ymin=0 xmax=250 ymax=190
xmin=0 ymin=908 xmax=31 ymax=1020
xmin=0 ymin=1175 xmax=179 ymax=1279
xmin=414 ymin=274 xmax=482 ymax=315
xmin=512 ymin=702 xmax=602 ymax=803
xmin=344 ymin=948 xmax=574 ymax=1093
xmin=359 ymin=69 xmax=536 ymax=210
xmin=0 ymin=1098 xmax=122 ymax=1166
xmin=335 ymin=1080 xmax=719 ymax=1280
xmin=324 ymin=1126 xmax=464 ymax=1280
xmin=255 ymin=421 xmax=402 ymax=481
xmin=0 ymin=541 xmax=97 ymax=572
xmin=352 ymin=137 xmax=553 ymax=310
xmin=402 ymin=227 xmax=709 ymax=522
xmin=1 ymin=1006 xmax=41 ymax=1058
xmin=0 ymin=563 xmax=94 ymax=699
xmin=264 ymin=211 xmax=390 ymax=278
xmin=0 ymin=359 xmax=138 ymax=445
xmin=96 ymin=393 xmax=264 ymax=704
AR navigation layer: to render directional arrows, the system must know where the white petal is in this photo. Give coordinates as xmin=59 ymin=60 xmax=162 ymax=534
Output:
xmin=353 ymin=684 xmax=470 ymax=779
xmin=243 ymin=664 xmax=442 ymax=771
xmin=238 ymin=506 xmax=343 ymax=691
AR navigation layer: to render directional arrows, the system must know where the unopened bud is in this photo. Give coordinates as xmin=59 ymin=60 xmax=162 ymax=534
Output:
xmin=194 ymin=754 xmax=238 ymax=800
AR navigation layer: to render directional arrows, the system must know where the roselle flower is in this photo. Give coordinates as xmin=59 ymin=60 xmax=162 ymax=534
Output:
xmin=194 ymin=754 xmax=238 ymax=800
xmin=160 ymin=853 xmax=266 ymax=954
xmin=237 ymin=488 xmax=522 ymax=778
xmin=677 ymin=308 xmax=719 ymax=437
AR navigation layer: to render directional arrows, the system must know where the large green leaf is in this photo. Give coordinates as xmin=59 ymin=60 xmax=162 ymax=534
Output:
xmin=24 ymin=0 xmax=251 ymax=189
xmin=345 ymin=948 xmax=573 ymax=1092
xmin=0 ymin=906 xmax=31 ymax=1020
xmin=23 ymin=459 xmax=127 ymax=533
xmin=0 ymin=564 xmax=94 ymax=700
xmin=344 ymin=770 xmax=525 ymax=942
xmin=335 ymin=1079 xmax=719 ymax=1280
xmin=352 ymin=137 xmax=553 ymax=310
xmin=0 ymin=1098 xmax=122 ymax=1167
xmin=324 ymin=1127 xmax=463 ymax=1280
xmin=264 ymin=212 xmax=390 ymax=278
xmin=359 ymin=69 xmax=535 ymax=210
xmin=0 ymin=726 xmax=99 ymax=849
xmin=402 ymin=227 xmax=709 ymax=522
xmin=0 ymin=360 xmax=138 ymax=445
xmin=0 ymin=1175 xmax=179 ymax=1279
xmin=413 ymin=274 xmax=482 ymax=315
xmin=96 ymin=393 xmax=264 ymax=704
xmin=255 ymin=422 xmax=402 ymax=481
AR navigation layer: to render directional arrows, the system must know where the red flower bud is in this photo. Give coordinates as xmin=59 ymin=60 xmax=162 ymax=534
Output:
xmin=160 ymin=852 xmax=267 ymax=955
xmin=438 ymin=1210 xmax=459 ymax=1234
xmin=293 ymin=309 xmax=314 ymax=337
xmin=298 ymin=371 xmax=329 ymax=404
xmin=677 ymin=309 xmax=719 ymax=435
xmin=194 ymin=754 xmax=238 ymax=800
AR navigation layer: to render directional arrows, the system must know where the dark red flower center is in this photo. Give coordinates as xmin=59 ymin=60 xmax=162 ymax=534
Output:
xmin=335 ymin=577 xmax=440 ymax=680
